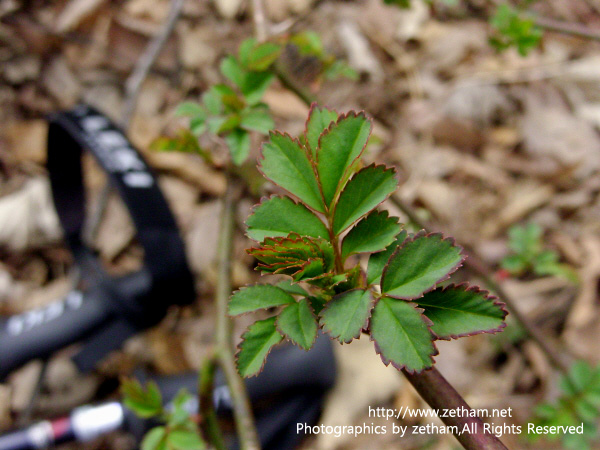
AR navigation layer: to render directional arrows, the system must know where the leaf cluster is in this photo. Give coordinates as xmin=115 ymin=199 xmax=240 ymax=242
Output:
xmin=532 ymin=361 xmax=600 ymax=450
xmin=121 ymin=379 xmax=206 ymax=450
xmin=489 ymin=3 xmax=542 ymax=56
xmin=155 ymin=34 xmax=355 ymax=166
xmin=229 ymin=104 xmax=507 ymax=377
xmin=501 ymin=223 xmax=578 ymax=283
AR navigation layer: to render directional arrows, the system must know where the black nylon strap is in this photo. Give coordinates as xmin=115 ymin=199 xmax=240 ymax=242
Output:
xmin=47 ymin=105 xmax=195 ymax=323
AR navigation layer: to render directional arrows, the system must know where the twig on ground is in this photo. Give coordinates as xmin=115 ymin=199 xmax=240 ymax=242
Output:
xmin=534 ymin=16 xmax=600 ymax=42
xmin=84 ymin=0 xmax=185 ymax=248
xmin=122 ymin=0 xmax=185 ymax=129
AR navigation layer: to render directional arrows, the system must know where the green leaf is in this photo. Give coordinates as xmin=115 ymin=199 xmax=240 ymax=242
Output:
xmin=381 ymin=232 xmax=465 ymax=299
xmin=121 ymin=379 xmax=163 ymax=419
xmin=290 ymin=31 xmax=324 ymax=58
xmin=319 ymin=289 xmax=373 ymax=343
xmin=384 ymin=0 xmax=411 ymax=8
xmin=225 ymin=129 xmax=250 ymax=165
xmin=167 ymin=430 xmax=206 ymax=450
xmin=332 ymin=164 xmax=398 ymax=235
xmin=217 ymin=114 xmax=241 ymax=134
xmin=276 ymin=298 xmax=318 ymax=350
xmin=241 ymin=71 xmax=274 ymax=105
xmin=238 ymin=38 xmax=257 ymax=67
xmin=246 ymin=196 xmax=328 ymax=241
xmin=317 ymin=112 xmax=372 ymax=207
xmin=324 ymin=60 xmax=358 ymax=81
xmin=367 ymin=230 xmax=408 ymax=285
xmin=416 ymin=284 xmax=507 ymax=340
xmin=141 ymin=427 xmax=167 ymax=450
xmin=175 ymin=102 xmax=206 ymax=118
xmin=371 ymin=296 xmax=436 ymax=373
xmin=500 ymin=254 xmax=527 ymax=275
xmin=240 ymin=107 xmax=274 ymax=134
xmin=275 ymin=280 xmax=309 ymax=296
xmin=342 ymin=210 xmax=401 ymax=259
xmin=245 ymin=42 xmax=281 ymax=71
xmin=305 ymin=104 xmax=338 ymax=158
xmin=229 ymin=284 xmax=295 ymax=316
xmin=202 ymin=87 xmax=224 ymax=115
xmin=220 ymin=55 xmax=245 ymax=90
xmin=259 ymin=132 xmax=325 ymax=212
xmin=237 ymin=317 xmax=283 ymax=377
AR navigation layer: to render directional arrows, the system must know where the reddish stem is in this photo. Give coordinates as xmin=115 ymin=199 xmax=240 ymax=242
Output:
xmin=402 ymin=367 xmax=508 ymax=450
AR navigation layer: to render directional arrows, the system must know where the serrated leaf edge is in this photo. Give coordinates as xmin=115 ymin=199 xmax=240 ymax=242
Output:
xmin=304 ymin=102 xmax=342 ymax=143
xmin=420 ymin=282 xmax=508 ymax=341
xmin=257 ymin=131 xmax=324 ymax=212
xmin=235 ymin=318 xmax=283 ymax=378
xmin=228 ymin=284 xmax=294 ymax=317
xmin=369 ymin=298 xmax=439 ymax=374
xmin=275 ymin=300 xmax=319 ymax=351
xmin=380 ymin=230 xmax=467 ymax=301
xmin=316 ymin=111 xmax=373 ymax=204
xmin=334 ymin=167 xmax=399 ymax=236
xmin=243 ymin=194 xmax=327 ymax=242
xmin=343 ymin=211 xmax=402 ymax=258
xmin=319 ymin=289 xmax=375 ymax=344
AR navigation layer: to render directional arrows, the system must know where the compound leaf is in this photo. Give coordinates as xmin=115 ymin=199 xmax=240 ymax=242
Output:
xmin=259 ymin=132 xmax=325 ymax=212
xmin=319 ymin=289 xmax=373 ymax=343
xmin=237 ymin=317 xmax=283 ymax=377
xmin=342 ymin=211 xmax=401 ymax=259
xmin=276 ymin=298 xmax=318 ymax=350
xmin=317 ymin=112 xmax=372 ymax=208
xmin=241 ymin=71 xmax=274 ymax=105
xmin=246 ymin=196 xmax=328 ymax=241
xmin=305 ymin=104 xmax=338 ymax=158
xmin=381 ymin=232 xmax=465 ymax=299
xmin=333 ymin=164 xmax=397 ymax=235
xmin=371 ymin=296 xmax=436 ymax=373
xmin=416 ymin=285 xmax=507 ymax=340
xmin=229 ymin=284 xmax=295 ymax=316
xmin=367 ymin=230 xmax=408 ymax=285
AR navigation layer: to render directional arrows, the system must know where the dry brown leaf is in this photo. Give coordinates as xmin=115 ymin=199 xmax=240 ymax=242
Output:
xmin=55 ymin=0 xmax=106 ymax=33
xmin=0 ymin=178 xmax=62 ymax=252
xmin=42 ymin=57 xmax=81 ymax=108
xmin=4 ymin=120 xmax=47 ymax=164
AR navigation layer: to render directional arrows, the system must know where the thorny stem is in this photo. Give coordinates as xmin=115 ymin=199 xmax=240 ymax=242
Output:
xmin=214 ymin=175 xmax=260 ymax=450
xmin=199 ymin=354 xmax=227 ymax=450
xmin=389 ymin=194 xmax=573 ymax=375
xmin=403 ymin=368 xmax=508 ymax=450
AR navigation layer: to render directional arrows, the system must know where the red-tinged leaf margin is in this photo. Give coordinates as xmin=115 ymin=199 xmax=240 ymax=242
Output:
xmin=370 ymin=299 xmax=439 ymax=374
xmin=304 ymin=102 xmax=340 ymax=157
xmin=316 ymin=111 xmax=373 ymax=207
xmin=244 ymin=194 xmax=328 ymax=242
xmin=380 ymin=230 xmax=467 ymax=300
xmin=235 ymin=317 xmax=283 ymax=378
xmin=420 ymin=283 xmax=508 ymax=341
xmin=276 ymin=299 xmax=319 ymax=350
xmin=319 ymin=289 xmax=375 ymax=344
xmin=257 ymin=131 xmax=325 ymax=213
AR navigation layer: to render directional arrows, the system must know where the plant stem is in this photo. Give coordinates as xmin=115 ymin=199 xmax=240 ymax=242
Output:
xmin=273 ymin=61 xmax=317 ymax=107
xmin=214 ymin=175 xmax=260 ymax=450
xmin=199 ymin=354 xmax=227 ymax=450
xmin=402 ymin=367 xmax=508 ymax=450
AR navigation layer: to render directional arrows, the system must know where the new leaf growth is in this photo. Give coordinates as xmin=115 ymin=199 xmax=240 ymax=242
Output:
xmin=229 ymin=104 xmax=508 ymax=377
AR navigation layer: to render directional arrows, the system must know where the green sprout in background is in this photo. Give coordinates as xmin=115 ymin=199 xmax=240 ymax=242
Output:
xmin=501 ymin=223 xmax=578 ymax=283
